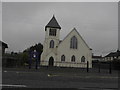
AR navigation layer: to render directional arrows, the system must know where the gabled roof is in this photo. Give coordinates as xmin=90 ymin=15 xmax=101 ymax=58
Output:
xmin=45 ymin=15 xmax=61 ymax=30
xmin=0 ymin=41 xmax=8 ymax=48
xmin=105 ymin=52 xmax=116 ymax=57
xmin=73 ymin=28 xmax=90 ymax=50
xmin=105 ymin=50 xmax=120 ymax=57
xmin=58 ymin=28 xmax=91 ymax=50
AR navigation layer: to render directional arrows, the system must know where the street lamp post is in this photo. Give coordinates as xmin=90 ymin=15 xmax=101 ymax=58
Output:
xmin=33 ymin=50 xmax=38 ymax=70
xmin=29 ymin=50 xmax=39 ymax=70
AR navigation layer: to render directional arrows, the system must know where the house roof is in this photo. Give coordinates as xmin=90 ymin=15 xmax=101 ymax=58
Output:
xmin=117 ymin=50 xmax=120 ymax=56
xmin=0 ymin=41 xmax=8 ymax=48
xmin=105 ymin=52 xmax=116 ymax=57
xmin=105 ymin=50 xmax=120 ymax=57
xmin=45 ymin=15 xmax=61 ymax=30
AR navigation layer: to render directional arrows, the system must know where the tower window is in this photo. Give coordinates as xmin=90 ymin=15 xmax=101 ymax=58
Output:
xmin=50 ymin=40 xmax=54 ymax=48
xmin=70 ymin=36 xmax=77 ymax=49
xmin=49 ymin=28 xmax=57 ymax=36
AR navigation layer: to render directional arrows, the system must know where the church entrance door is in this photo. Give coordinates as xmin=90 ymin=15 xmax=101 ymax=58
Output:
xmin=49 ymin=57 xmax=54 ymax=66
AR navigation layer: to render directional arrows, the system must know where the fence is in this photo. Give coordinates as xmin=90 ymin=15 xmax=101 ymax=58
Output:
xmin=92 ymin=60 xmax=120 ymax=70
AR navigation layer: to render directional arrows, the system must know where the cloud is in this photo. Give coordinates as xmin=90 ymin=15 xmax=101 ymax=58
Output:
xmin=2 ymin=2 xmax=118 ymax=55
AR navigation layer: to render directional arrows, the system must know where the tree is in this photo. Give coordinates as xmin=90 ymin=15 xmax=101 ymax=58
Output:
xmin=21 ymin=52 xmax=29 ymax=66
xmin=22 ymin=43 xmax=43 ymax=66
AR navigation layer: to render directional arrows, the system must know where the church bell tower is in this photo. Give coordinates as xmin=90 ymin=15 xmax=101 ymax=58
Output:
xmin=42 ymin=15 xmax=61 ymax=60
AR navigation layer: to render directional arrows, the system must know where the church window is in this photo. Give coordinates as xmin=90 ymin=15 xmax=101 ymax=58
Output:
xmin=50 ymin=40 xmax=54 ymax=48
xmin=61 ymin=55 xmax=65 ymax=61
xmin=71 ymin=55 xmax=75 ymax=62
xmin=81 ymin=56 xmax=85 ymax=62
xmin=70 ymin=36 xmax=77 ymax=49
xmin=49 ymin=28 xmax=57 ymax=36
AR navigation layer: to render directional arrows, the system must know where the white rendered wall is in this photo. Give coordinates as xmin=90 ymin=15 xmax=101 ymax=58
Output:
xmin=57 ymin=29 xmax=92 ymax=68
xmin=41 ymin=27 xmax=60 ymax=65
xmin=41 ymin=28 xmax=92 ymax=68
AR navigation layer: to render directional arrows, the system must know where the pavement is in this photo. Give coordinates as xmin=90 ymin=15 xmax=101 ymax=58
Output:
xmin=1 ymin=67 xmax=119 ymax=89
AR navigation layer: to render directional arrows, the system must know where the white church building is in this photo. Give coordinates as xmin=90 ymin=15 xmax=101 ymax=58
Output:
xmin=40 ymin=16 xmax=92 ymax=68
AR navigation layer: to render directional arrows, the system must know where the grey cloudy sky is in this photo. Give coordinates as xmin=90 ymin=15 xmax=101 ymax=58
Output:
xmin=2 ymin=2 xmax=118 ymax=56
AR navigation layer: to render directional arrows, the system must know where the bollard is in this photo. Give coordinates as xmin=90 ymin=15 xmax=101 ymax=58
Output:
xmin=98 ymin=61 xmax=100 ymax=73
xmin=109 ymin=61 xmax=112 ymax=74
xmin=87 ymin=61 xmax=89 ymax=72
xmin=35 ymin=59 xmax=38 ymax=70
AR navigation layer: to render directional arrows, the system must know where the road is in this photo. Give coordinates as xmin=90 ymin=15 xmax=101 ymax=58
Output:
xmin=2 ymin=67 xmax=119 ymax=89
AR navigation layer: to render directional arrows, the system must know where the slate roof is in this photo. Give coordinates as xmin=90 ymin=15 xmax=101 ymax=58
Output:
xmin=105 ymin=50 xmax=120 ymax=57
xmin=105 ymin=52 xmax=116 ymax=57
xmin=45 ymin=15 xmax=61 ymax=30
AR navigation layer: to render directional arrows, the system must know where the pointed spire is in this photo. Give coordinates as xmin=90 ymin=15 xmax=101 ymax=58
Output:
xmin=45 ymin=15 xmax=61 ymax=30
xmin=73 ymin=27 xmax=76 ymax=30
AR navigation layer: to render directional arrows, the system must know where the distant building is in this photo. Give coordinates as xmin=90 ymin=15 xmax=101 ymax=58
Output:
xmin=92 ymin=55 xmax=102 ymax=61
xmin=117 ymin=50 xmax=120 ymax=59
xmin=41 ymin=15 xmax=92 ymax=68
xmin=103 ymin=50 xmax=120 ymax=61
xmin=0 ymin=41 xmax=8 ymax=55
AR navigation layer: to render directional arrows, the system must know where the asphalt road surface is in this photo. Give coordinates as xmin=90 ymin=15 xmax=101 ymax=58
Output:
xmin=2 ymin=67 xmax=119 ymax=89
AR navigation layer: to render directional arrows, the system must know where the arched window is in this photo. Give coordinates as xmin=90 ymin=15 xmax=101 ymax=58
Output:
xmin=71 ymin=55 xmax=75 ymax=62
xmin=50 ymin=40 xmax=54 ymax=48
xmin=61 ymin=55 xmax=65 ymax=61
xmin=70 ymin=36 xmax=77 ymax=49
xmin=81 ymin=56 xmax=85 ymax=62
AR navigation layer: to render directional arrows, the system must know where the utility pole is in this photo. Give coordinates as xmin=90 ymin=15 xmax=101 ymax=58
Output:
xmin=87 ymin=61 xmax=89 ymax=73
